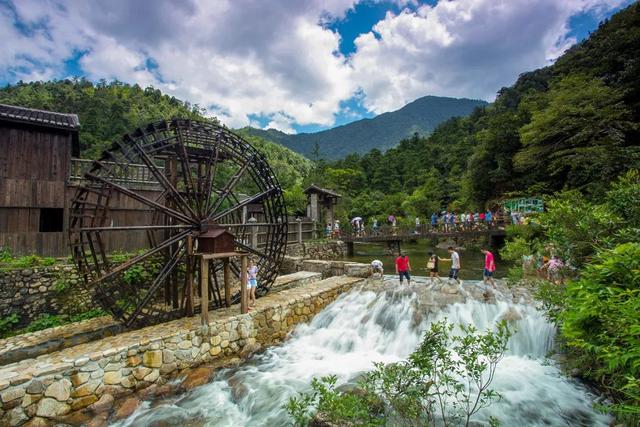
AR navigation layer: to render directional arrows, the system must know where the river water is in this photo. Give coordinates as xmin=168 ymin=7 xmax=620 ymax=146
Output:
xmin=115 ymin=279 xmax=609 ymax=426
xmin=344 ymin=241 xmax=513 ymax=280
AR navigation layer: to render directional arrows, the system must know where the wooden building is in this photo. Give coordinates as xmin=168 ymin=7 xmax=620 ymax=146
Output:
xmin=304 ymin=184 xmax=341 ymax=226
xmin=0 ymin=104 xmax=161 ymax=256
xmin=0 ymin=104 xmax=81 ymax=256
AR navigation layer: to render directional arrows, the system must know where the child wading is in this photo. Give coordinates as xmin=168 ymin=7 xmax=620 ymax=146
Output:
xmin=395 ymin=252 xmax=411 ymax=285
xmin=247 ymin=259 xmax=258 ymax=309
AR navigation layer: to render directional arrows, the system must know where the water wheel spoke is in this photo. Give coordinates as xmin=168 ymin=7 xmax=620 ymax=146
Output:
xmin=201 ymin=140 xmax=221 ymax=217
xmin=209 ymin=187 xmax=279 ymax=223
xmin=174 ymin=130 xmax=202 ymax=216
xmin=89 ymin=229 xmax=191 ymax=287
xmin=85 ymin=171 xmax=196 ymax=225
xmin=206 ymin=155 xmax=255 ymax=219
xmin=126 ymin=245 xmax=186 ymax=326
xmin=132 ymin=142 xmax=198 ymax=219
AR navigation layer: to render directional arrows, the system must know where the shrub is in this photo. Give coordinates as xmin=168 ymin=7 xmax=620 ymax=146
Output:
xmin=286 ymin=320 xmax=510 ymax=426
xmin=560 ymin=242 xmax=640 ymax=420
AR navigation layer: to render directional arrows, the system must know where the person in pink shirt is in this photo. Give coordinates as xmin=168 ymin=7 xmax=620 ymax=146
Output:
xmin=481 ymin=246 xmax=497 ymax=288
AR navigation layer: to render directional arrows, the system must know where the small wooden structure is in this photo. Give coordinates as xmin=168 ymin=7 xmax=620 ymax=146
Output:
xmin=195 ymin=226 xmax=249 ymax=323
xmin=0 ymin=103 xmax=162 ymax=256
xmin=304 ymin=184 xmax=341 ymax=226
xmin=197 ymin=251 xmax=249 ymax=324
xmin=0 ymin=104 xmax=80 ymax=255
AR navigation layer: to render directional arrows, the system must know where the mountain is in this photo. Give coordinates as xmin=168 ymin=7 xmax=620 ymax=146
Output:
xmin=241 ymin=95 xmax=487 ymax=159
xmin=307 ymin=2 xmax=640 ymax=220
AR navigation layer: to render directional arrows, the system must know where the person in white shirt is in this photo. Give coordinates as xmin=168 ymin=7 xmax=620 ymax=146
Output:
xmin=443 ymin=246 xmax=461 ymax=283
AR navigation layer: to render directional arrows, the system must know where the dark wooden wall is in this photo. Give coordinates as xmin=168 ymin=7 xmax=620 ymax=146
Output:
xmin=0 ymin=123 xmax=72 ymax=256
xmin=0 ymin=122 xmax=163 ymax=257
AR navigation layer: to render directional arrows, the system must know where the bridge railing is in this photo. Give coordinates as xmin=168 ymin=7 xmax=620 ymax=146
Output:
xmin=336 ymin=220 xmax=507 ymax=239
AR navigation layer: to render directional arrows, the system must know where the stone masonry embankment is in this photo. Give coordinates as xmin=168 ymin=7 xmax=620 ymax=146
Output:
xmin=0 ymin=240 xmax=345 ymax=331
xmin=0 ymin=265 xmax=90 ymax=327
xmin=0 ymin=272 xmax=366 ymax=425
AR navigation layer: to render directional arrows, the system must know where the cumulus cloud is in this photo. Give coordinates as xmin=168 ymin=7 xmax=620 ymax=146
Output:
xmin=350 ymin=0 xmax=630 ymax=113
xmin=0 ymin=0 xmax=631 ymax=130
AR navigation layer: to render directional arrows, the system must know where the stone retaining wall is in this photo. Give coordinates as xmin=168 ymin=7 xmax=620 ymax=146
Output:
xmin=280 ymin=257 xmax=370 ymax=279
xmin=0 ymin=266 xmax=90 ymax=327
xmin=285 ymin=240 xmax=346 ymax=260
xmin=0 ymin=274 xmax=365 ymax=426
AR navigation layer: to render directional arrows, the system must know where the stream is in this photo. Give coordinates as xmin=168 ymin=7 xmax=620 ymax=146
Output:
xmin=115 ymin=278 xmax=610 ymax=426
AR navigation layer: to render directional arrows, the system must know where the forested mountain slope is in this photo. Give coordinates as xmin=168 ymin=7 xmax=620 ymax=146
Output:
xmin=241 ymin=95 xmax=487 ymax=159
xmin=0 ymin=79 xmax=311 ymax=189
xmin=310 ymin=2 xmax=640 ymax=218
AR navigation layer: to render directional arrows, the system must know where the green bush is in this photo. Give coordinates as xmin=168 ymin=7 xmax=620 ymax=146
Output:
xmin=0 ymin=314 xmax=19 ymax=338
xmin=559 ymin=243 xmax=640 ymax=420
xmin=286 ymin=320 xmax=510 ymax=426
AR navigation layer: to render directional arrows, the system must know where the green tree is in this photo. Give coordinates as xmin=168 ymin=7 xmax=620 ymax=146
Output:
xmin=516 ymin=75 xmax=639 ymax=195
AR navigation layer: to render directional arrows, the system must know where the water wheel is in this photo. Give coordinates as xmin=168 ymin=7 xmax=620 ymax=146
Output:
xmin=69 ymin=119 xmax=287 ymax=327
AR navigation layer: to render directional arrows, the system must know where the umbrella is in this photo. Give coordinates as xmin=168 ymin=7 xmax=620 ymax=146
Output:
xmin=351 ymin=216 xmax=363 ymax=223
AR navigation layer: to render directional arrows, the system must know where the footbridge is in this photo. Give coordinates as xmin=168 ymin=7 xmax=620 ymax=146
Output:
xmin=340 ymin=228 xmax=507 ymax=255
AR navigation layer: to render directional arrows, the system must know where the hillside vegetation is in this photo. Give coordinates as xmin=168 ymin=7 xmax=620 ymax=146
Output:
xmin=309 ymin=3 xmax=640 ymax=221
xmin=242 ymin=95 xmax=486 ymax=159
xmin=0 ymin=79 xmax=311 ymax=190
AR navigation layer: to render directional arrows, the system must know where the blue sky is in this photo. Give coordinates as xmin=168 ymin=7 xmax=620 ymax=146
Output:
xmin=0 ymin=0 xmax=633 ymax=134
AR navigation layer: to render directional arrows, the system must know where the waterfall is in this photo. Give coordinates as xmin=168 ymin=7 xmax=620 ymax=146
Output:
xmin=115 ymin=280 xmax=610 ymax=426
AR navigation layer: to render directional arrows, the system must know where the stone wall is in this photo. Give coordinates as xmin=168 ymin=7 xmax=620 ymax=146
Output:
xmin=285 ymin=240 xmax=346 ymax=260
xmin=0 ymin=274 xmax=365 ymax=425
xmin=280 ymin=257 xmax=370 ymax=279
xmin=0 ymin=266 xmax=90 ymax=327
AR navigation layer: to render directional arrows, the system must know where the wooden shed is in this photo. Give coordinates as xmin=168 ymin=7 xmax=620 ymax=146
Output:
xmin=304 ymin=184 xmax=341 ymax=226
xmin=0 ymin=104 xmax=80 ymax=256
xmin=0 ymin=103 xmax=163 ymax=257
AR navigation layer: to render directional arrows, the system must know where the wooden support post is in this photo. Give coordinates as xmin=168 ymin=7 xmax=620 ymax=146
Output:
xmin=312 ymin=220 xmax=317 ymax=240
xmin=251 ymin=225 xmax=258 ymax=249
xmin=346 ymin=241 xmax=354 ymax=257
xmin=200 ymin=257 xmax=209 ymax=325
xmin=297 ymin=219 xmax=303 ymax=244
xmin=240 ymin=255 xmax=248 ymax=314
xmin=223 ymin=258 xmax=231 ymax=307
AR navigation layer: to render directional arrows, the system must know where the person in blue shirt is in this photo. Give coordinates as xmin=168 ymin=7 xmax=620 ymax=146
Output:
xmin=431 ymin=212 xmax=438 ymax=231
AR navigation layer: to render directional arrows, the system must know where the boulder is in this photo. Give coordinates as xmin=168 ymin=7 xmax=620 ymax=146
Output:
xmin=180 ymin=367 xmax=214 ymax=391
xmin=113 ymin=396 xmax=141 ymax=420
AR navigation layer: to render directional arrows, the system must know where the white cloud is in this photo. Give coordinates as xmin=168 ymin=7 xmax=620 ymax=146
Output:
xmin=0 ymin=0 xmax=631 ymax=130
xmin=350 ymin=0 xmax=630 ymax=113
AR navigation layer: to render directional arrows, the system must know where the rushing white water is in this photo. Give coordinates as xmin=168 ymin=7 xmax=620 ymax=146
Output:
xmin=116 ymin=280 xmax=610 ymax=426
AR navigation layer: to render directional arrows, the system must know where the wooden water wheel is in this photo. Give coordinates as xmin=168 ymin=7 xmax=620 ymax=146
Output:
xmin=69 ymin=119 xmax=287 ymax=327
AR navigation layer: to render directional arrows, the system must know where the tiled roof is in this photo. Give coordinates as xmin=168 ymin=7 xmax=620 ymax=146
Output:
xmin=0 ymin=103 xmax=80 ymax=130
xmin=304 ymin=184 xmax=342 ymax=198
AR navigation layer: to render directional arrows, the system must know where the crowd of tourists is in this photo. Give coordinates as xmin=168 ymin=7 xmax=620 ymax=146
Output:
xmin=324 ymin=209 xmax=530 ymax=238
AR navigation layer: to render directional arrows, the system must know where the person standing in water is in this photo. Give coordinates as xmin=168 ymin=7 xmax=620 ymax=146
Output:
xmin=443 ymin=246 xmax=461 ymax=284
xmin=426 ymin=251 xmax=442 ymax=282
xmin=395 ymin=252 xmax=411 ymax=285
xmin=481 ymin=246 xmax=497 ymax=288
xmin=247 ymin=258 xmax=258 ymax=309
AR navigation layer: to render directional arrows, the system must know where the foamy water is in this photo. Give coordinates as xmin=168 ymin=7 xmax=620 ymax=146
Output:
xmin=114 ymin=280 xmax=610 ymax=426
